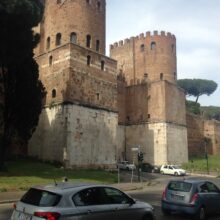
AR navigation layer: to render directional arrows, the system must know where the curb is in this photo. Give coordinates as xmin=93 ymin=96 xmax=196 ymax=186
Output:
xmin=187 ymin=172 xmax=219 ymax=178
xmin=0 ymin=199 xmax=19 ymax=205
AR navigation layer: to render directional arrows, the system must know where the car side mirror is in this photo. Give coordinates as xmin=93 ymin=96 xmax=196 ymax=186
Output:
xmin=128 ymin=198 xmax=136 ymax=205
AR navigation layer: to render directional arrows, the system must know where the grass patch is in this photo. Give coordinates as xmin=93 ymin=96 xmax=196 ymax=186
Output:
xmin=0 ymin=158 xmax=117 ymax=192
xmin=182 ymin=155 xmax=220 ymax=174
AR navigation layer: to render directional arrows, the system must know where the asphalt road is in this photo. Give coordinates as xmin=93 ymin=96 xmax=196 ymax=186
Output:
xmin=1 ymin=173 xmax=220 ymax=220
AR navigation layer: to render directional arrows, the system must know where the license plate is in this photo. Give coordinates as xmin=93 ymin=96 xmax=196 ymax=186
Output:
xmin=17 ymin=212 xmax=32 ymax=220
xmin=171 ymin=194 xmax=184 ymax=201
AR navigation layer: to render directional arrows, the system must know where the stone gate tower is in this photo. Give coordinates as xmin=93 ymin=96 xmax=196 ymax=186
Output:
xmin=30 ymin=0 xmax=124 ymax=168
xmin=111 ymin=31 xmax=188 ymax=165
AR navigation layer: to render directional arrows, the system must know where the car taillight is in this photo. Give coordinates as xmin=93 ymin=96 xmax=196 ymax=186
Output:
xmin=190 ymin=193 xmax=199 ymax=204
xmin=13 ymin=203 xmax=17 ymax=209
xmin=162 ymin=187 xmax=167 ymax=200
xmin=34 ymin=212 xmax=61 ymax=220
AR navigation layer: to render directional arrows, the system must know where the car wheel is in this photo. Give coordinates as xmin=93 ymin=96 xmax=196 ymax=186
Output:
xmin=162 ymin=208 xmax=171 ymax=216
xmin=195 ymin=207 xmax=206 ymax=220
xmin=174 ymin=172 xmax=178 ymax=176
xmin=161 ymin=171 xmax=164 ymax=175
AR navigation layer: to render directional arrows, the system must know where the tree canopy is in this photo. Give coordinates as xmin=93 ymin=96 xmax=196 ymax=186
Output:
xmin=0 ymin=0 xmax=45 ymax=170
xmin=177 ymin=79 xmax=218 ymax=103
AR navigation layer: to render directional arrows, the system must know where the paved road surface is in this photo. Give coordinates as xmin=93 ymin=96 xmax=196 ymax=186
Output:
xmin=1 ymin=174 xmax=220 ymax=220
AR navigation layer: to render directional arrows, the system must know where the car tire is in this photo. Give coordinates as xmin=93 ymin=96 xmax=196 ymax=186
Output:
xmin=195 ymin=207 xmax=206 ymax=220
xmin=174 ymin=172 xmax=178 ymax=176
xmin=162 ymin=208 xmax=171 ymax=216
xmin=161 ymin=171 xmax=164 ymax=175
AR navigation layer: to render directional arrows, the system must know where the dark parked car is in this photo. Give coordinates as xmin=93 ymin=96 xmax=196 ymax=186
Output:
xmin=161 ymin=179 xmax=220 ymax=220
xmin=141 ymin=163 xmax=160 ymax=173
xmin=11 ymin=182 xmax=155 ymax=220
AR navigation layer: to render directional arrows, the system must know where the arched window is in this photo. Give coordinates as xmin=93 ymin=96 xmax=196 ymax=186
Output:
xmin=52 ymin=89 xmax=56 ymax=98
xmin=151 ymin=42 xmax=156 ymax=50
xmin=49 ymin=56 xmax=53 ymax=66
xmin=86 ymin=35 xmax=91 ymax=48
xmin=46 ymin=37 xmax=50 ymax=50
xmin=87 ymin=55 xmax=91 ymax=66
xmin=57 ymin=0 xmax=61 ymax=4
xmin=56 ymin=33 xmax=62 ymax=46
xmin=70 ymin=32 xmax=77 ymax=44
xmin=101 ymin=60 xmax=105 ymax=71
xmin=96 ymin=40 xmax=100 ymax=52
xmin=97 ymin=1 xmax=101 ymax=10
xmin=140 ymin=44 xmax=145 ymax=52
xmin=160 ymin=73 xmax=163 ymax=80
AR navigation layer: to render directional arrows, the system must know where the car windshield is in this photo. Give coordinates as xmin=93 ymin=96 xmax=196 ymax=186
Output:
xmin=21 ymin=188 xmax=61 ymax=207
xmin=168 ymin=181 xmax=192 ymax=192
xmin=172 ymin=165 xmax=180 ymax=169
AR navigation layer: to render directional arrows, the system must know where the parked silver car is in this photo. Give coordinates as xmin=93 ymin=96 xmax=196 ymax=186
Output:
xmin=161 ymin=179 xmax=220 ymax=220
xmin=11 ymin=182 xmax=155 ymax=220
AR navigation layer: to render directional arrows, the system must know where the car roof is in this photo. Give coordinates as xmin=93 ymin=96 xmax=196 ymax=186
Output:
xmin=169 ymin=179 xmax=206 ymax=185
xmin=32 ymin=182 xmax=109 ymax=194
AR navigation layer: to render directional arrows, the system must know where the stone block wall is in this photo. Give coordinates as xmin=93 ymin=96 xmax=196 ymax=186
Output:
xmin=29 ymin=104 xmax=124 ymax=168
xmin=125 ymin=122 xmax=188 ymax=165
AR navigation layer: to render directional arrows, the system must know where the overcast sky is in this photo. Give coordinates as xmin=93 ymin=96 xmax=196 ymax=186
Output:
xmin=106 ymin=0 xmax=220 ymax=106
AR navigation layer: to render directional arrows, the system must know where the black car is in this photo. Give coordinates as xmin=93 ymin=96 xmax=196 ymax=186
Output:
xmin=141 ymin=163 xmax=160 ymax=173
xmin=161 ymin=179 xmax=220 ymax=220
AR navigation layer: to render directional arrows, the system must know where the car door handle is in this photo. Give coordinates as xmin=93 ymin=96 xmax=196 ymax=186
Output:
xmin=87 ymin=210 xmax=92 ymax=214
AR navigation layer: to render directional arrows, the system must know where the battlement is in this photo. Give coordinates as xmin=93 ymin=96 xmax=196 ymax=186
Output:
xmin=110 ymin=31 xmax=176 ymax=50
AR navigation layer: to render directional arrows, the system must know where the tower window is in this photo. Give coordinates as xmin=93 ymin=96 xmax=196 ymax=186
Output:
xmin=101 ymin=60 xmax=105 ymax=71
xmin=151 ymin=42 xmax=156 ymax=50
xmin=144 ymin=73 xmax=148 ymax=78
xmin=56 ymin=33 xmax=62 ymax=46
xmin=148 ymin=114 xmax=151 ymax=119
xmin=46 ymin=37 xmax=50 ymax=50
xmin=87 ymin=55 xmax=91 ymax=66
xmin=70 ymin=32 xmax=77 ymax=44
xmin=97 ymin=1 xmax=101 ymax=10
xmin=86 ymin=35 xmax=91 ymax=48
xmin=52 ymin=89 xmax=56 ymax=98
xmin=49 ymin=56 xmax=53 ymax=66
xmin=96 ymin=93 xmax=100 ymax=100
xmin=57 ymin=0 xmax=61 ymax=4
xmin=140 ymin=44 xmax=145 ymax=52
xmin=96 ymin=40 xmax=100 ymax=52
xmin=86 ymin=0 xmax=91 ymax=4
xmin=160 ymin=73 xmax=163 ymax=80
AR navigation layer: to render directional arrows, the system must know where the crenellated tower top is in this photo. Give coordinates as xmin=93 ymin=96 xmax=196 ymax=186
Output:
xmin=110 ymin=30 xmax=177 ymax=85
